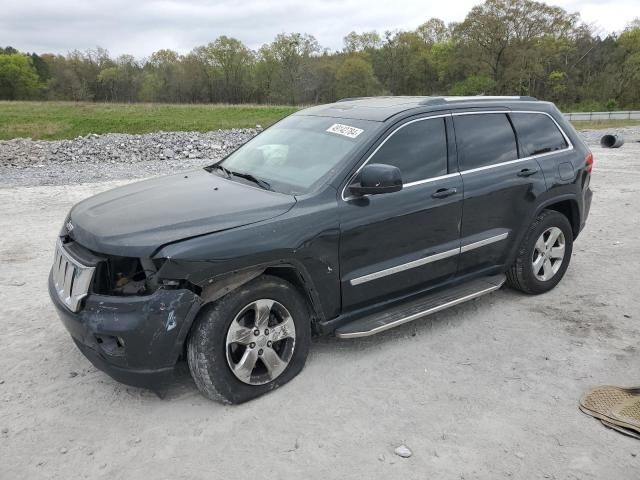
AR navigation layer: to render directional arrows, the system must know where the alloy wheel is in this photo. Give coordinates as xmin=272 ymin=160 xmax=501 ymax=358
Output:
xmin=225 ymin=299 xmax=296 ymax=385
xmin=532 ymin=226 xmax=566 ymax=282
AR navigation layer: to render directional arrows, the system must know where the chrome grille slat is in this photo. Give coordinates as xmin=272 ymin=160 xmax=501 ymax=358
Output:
xmin=52 ymin=239 xmax=96 ymax=312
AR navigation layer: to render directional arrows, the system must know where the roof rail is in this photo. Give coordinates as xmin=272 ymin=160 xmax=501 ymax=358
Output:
xmin=335 ymin=97 xmax=373 ymax=103
xmin=421 ymin=95 xmax=537 ymax=105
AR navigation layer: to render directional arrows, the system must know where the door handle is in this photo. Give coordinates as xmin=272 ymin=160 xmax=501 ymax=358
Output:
xmin=517 ymin=168 xmax=539 ymax=177
xmin=431 ymin=187 xmax=457 ymax=199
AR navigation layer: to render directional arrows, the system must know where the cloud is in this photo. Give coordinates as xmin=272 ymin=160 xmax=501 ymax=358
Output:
xmin=1 ymin=0 xmax=637 ymax=57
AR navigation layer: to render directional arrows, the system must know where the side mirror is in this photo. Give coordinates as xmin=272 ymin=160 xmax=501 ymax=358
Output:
xmin=350 ymin=164 xmax=403 ymax=196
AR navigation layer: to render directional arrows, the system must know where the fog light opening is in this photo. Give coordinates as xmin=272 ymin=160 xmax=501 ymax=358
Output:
xmin=94 ymin=334 xmax=126 ymax=356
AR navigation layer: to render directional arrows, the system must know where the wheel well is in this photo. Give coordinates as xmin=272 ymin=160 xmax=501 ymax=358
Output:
xmin=180 ymin=265 xmax=322 ymax=361
xmin=544 ymin=200 xmax=580 ymax=238
xmin=263 ymin=266 xmax=323 ymax=332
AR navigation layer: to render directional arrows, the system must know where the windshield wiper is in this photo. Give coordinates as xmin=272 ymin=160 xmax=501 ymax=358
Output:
xmin=210 ymin=164 xmax=232 ymax=178
xmin=207 ymin=164 xmax=272 ymax=191
xmin=227 ymin=170 xmax=272 ymax=191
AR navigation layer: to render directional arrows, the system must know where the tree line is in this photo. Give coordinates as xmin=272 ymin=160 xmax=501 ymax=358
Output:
xmin=1 ymin=0 xmax=639 ymax=110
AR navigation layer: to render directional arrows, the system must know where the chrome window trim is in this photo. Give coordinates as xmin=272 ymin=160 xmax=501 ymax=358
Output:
xmin=341 ymin=109 xmax=573 ymax=201
xmin=453 ymin=110 xmax=574 ymax=175
xmin=403 ymin=173 xmax=460 ymax=188
xmin=349 ymin=232 xmax=509 ymax=286
xmin=341 ymin=113 xmax=451 ymax=201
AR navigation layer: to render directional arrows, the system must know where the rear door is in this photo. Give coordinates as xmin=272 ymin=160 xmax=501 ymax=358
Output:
xmin=452 ymin=111 xmax=548 ymax=274
xmin=339 ymin=114 xmax=463 ymax=310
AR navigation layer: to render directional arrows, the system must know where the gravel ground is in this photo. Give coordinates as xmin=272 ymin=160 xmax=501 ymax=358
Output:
xmin=0 ymin=129 xmax=639 ymax=479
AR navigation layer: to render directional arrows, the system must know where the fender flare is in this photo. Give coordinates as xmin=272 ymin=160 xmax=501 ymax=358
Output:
xmin=505 ymin=194 xmax=580 ymax=267
xmin=196 ymin=260 xmax=327 ymax=324
xmin=534 ymin=194 xmax=581 ymax=237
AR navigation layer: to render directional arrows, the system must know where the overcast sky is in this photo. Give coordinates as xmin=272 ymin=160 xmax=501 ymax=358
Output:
xmin=2 ymin=0 xmax=638 ymax=58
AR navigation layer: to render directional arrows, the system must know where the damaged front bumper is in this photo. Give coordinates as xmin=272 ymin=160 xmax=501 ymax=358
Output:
xmin=48 ymin=271 xmax=202 ymax=391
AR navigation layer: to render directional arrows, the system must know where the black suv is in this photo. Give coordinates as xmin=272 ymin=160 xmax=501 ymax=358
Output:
xmin=49 ymin=96 xmax=593 ymax=403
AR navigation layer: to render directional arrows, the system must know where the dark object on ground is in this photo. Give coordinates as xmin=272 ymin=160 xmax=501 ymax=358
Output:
xmin=48 ymin=95 xmax=594 ymax=403
xmin=600 ymin=133 xmax=625 ymax=148
xmin=580 ymin=385 xmax=640 ymax=439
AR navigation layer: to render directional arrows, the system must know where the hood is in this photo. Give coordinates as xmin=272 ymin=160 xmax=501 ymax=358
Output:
xmin=68 ymin=169 xmax=296 ymax=257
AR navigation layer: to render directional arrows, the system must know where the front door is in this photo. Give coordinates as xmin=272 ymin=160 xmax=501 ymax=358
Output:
xmin=339 ymin=115 xmax=463 ymax=310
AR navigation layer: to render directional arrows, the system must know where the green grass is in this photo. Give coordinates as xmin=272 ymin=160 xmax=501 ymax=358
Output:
xmin=0 ymin=101 xmax=300 ymax=140
xmin=1 ymin=101 xmax=639 ymax=140
xmin=570 ymin=119 xmax=640 ymax=130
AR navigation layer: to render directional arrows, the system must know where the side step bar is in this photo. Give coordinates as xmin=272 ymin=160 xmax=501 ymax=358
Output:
xmin=335 ymin=274 xmax=506 ymax=339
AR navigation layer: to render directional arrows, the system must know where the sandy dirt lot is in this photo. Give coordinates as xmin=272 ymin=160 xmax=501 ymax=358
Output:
xmin=1 ymin=142 xmax=639 ymax=479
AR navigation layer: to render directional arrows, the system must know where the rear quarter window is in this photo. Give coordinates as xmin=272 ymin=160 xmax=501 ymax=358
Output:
xmin=510 ymin=113 xmax=568 ymax=157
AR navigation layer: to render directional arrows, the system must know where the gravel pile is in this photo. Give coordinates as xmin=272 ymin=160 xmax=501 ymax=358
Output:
xmin=1 ymin=126 xmax=639 ymax=187
xmin=0 ymin=129 xmax=260 ymax=187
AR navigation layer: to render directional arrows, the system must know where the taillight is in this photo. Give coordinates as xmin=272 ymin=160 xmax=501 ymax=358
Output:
xmin=585 ymin=152 xmax=593 ymax=174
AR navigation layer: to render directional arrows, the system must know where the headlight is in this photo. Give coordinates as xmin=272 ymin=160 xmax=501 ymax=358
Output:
xmin=60 ymin=212 xmax=73 ymax=237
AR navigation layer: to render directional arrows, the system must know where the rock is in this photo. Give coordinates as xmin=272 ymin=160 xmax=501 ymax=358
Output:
xmin=69 ymin=371 xmax=78 ymax=378
xmin=59 ymin=447 xmax=68 ymax=454
xmin=1 ymin=428 xmax=8 ymax=434
xmin=515 ymin=451 xmax=525 ymax=459
xmin=378 ymin=454 xmax=385 ymax=462
xmin=394 ymin=445 xmax=412 ymax=458
xmin=0 ymin=129 xmax=260 ymax=187
xmin=134 ymin=437 xmax=141 ymax=444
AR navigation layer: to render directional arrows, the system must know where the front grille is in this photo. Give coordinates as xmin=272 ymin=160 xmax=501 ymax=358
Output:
xmin=52 ymin=239 xmax=96 ymax=312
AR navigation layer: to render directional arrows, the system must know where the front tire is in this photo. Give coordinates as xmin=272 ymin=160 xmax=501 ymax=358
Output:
xmin=187 ymin=275 xmax=311 ymax=404
xmin=507 ymin=210 xmax=573 ymax=294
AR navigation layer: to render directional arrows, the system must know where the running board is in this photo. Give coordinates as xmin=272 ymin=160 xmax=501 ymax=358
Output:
xmin=335 ymin=274 xmax=506 ymax=339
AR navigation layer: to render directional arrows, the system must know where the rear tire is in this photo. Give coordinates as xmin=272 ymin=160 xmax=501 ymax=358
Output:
xmin=507 ymin=210 xmax=573 ymax=294
xmin=187 ymin=275 xmax=311 ymax=404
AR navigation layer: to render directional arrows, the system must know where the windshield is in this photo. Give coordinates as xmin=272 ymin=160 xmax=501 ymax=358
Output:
xmin=211 ymin=115 xmax=378 ymax=194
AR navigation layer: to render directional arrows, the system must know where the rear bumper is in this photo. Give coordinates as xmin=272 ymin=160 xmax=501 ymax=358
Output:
xmin=48 ymin=271 xmax=202 ymax=390
xmin=581 ymin=186 xmax=593 ymax=232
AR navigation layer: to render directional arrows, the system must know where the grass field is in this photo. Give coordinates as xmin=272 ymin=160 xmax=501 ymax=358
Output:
xmin=1 ymin=101 xmax=639 ymax=140
xmin=0 ymin=102 xmax=300 ymax=140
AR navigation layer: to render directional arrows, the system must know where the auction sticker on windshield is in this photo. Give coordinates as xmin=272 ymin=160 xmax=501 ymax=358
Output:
xmin=326 ymin=123 xmax=364 ymax=139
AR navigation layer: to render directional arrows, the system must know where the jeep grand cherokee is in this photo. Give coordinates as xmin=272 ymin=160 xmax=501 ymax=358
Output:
xmin=49 ymin=96 xmax=593 ymax=403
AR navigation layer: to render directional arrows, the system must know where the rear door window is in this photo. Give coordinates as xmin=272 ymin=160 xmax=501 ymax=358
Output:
xmin=454 ymin=113 xmax=518 ymax=171
xmin=510 ymin=113 xmax=568 ymax=156
xmin=371 ymin=117 xmax=448 ymax=183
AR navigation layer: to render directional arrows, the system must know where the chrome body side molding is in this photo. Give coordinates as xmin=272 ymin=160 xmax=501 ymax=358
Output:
xmin=349 ymin=233 xmax=508 ymax=286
